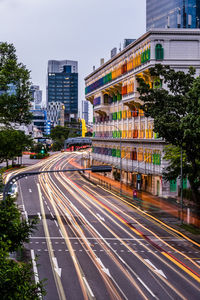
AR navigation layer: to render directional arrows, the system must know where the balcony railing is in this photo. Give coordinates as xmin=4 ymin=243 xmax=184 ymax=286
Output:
xmin=92 ymin=129 xmax=155 ymax=139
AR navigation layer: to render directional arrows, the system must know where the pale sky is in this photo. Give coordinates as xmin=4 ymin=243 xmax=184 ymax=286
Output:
xmin=0 ymin=0 xmax=146 ymax=118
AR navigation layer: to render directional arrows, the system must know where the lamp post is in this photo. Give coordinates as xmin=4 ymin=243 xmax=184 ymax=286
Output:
xmin=119 ymin=131 xmax=122 ymax=195
xmin=3 ymin=165 xmax=112 ymax=202
xmin=180 ymin=147 xmax=183 ymax=223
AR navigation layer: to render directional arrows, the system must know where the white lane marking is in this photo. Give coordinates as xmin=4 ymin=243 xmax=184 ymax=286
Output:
xmin=144 ymin=259 xmax=167 ymax=279
xmin=25 ymin=177 xmax=27 ymax=179
xmin=82 ymin=276 xmax=95 ymax=298
xmin=96 ymin=257 xmax=111 ymax=277
xmin=37 ymin=212 xmax=42 ymax=220
xmin=59 ymin=229 xmax=64 ymax=238
xmin=50 ymin=212 xmax=54 ymax=219
xmin=96 ymin=213 xmax=105 ymax=222
xmin=52 ymin=257 xmax=62 ymax=277
xmin=24 ymin=211 xmax=28 ymax=223
xmin=29 ymin=236 xmax=145 ymax=240
xmin=47 ymin=206 xmax=51 ymax=211
xmin=137 ymin=277 xmax=156 ymax=298
xmin=29 ymin=189 xmax=32 ymax=193
xmin=54 ymin=220 xmax=58 ymax=227
xmin=31 ymin=249 xmax=41 ymax=299
xmin=44 ymin=200 xmax=47 ymax=205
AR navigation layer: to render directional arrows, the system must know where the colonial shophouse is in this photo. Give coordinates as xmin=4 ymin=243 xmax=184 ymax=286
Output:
xmin=85 ymin=29 xmax=200 ymax=198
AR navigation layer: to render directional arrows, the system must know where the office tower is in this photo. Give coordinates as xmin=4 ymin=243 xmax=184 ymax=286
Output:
xmin=82 ymin=100 xmax=89 ymax=125
xmin=85 ymin=29 xmax=200 ymax=198
xmin=30 ymin=85 xmax=42 ymax=109
xmin=47 ymin=60 xmax=78 ymax=123
xmin=146 ymin=0 xmax=200 ymax=31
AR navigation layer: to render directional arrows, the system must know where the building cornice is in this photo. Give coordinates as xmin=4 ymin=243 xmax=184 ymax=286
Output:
xmin=85 ymin=29 xmax=200 ymax=81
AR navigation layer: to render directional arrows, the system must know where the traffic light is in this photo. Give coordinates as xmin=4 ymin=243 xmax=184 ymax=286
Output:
xmin=40 ymin=147 xmax=45 ymax=154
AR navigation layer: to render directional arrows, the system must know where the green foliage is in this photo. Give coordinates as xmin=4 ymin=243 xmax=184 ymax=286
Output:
xmin=0 ymin=128 xmax=33 ymax=165
xmin=0 ymin=240 xmax=45 ymax=299
xmin=0 ymin=198 xmax=45 ymax=298
xmin=30 ymin=153 xmax=49 ymax=159
xmin=0 ymin=196 xmax=38 ymax=252
xmin=137 ymin=64 xmax=200 ymax=202
xmin=30 ymin=142 xmax=47 ymax=154
xmin=0 ymin=42 xmax=32 ymax=125
xmin=50 ymin=125 xmax=69 ymax=141
xmin=50 ymin=125 xmax=69 ymax=150
xmin=163 ymin=145 xmax=187 ymax=180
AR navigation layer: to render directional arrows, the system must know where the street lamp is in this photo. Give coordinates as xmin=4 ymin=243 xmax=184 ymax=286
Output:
xmin=3 ymin=165 xmax=112 ymax=202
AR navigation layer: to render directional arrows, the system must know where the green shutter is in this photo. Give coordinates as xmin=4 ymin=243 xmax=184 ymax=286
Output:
xmin=155 ymin=44 xmax=164 ymax=60
xmin=183 ymin=178 xmax=187 ymax=189
xmin=170 ymin=180 xmax=177 ymax=192
xmin=116 ymin=149 xmax=121 ymax=157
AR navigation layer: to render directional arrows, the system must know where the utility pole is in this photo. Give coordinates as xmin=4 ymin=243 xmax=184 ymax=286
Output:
xmin=120 ymin=130 xmax=122 ymax=195
xmin=180 ymin=148 xmax=183 ymax=223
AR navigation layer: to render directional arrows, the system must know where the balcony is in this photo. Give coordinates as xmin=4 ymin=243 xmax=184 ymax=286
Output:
xmin=122 ymin=91 xmax=143 ymax=106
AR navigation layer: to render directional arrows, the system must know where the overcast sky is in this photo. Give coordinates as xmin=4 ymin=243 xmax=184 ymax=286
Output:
xmin=0 ymin=0 xmax=146 ymax=117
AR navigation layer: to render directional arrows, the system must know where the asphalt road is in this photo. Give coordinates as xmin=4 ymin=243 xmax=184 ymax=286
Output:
xmin=9 ymin=152 xmax=200 ymax=300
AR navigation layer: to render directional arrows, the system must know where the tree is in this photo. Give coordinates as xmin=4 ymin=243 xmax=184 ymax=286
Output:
xmin=31 ymin=142 xmax=47 ymax=154
xmin=137 ymin=64 xmax=200 ymax=203
xmin=0 ymin=240 xmax=45 ymax=299
xmin=0 ymin=196 xmax=38 ymax=253
xmin=0 ymin=128 xmax=33 ymax=168
xmin=50 ymin=125 xmax=69 ymax=150
xmin=0 ymin=42 xmax=32 ymax=126
xmin=0 ymin=197 xmax=45 ymax=299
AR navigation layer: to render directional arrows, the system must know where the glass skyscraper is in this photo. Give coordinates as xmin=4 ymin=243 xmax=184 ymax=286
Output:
xmin=146 ymin=0 xmax=200 ymax=30
xmin=47 ymin=60 xmax=78 ymax=122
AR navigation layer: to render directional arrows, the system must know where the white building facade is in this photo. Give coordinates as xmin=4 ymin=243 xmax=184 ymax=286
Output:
xmin=85 ymin=29 xmax=200 ymax=198
xmin=47 ymin=101 xmax=65 ymax=127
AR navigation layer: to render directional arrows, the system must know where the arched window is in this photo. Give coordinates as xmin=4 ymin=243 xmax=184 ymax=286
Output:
xmin=155 ymin=44 xmax=164 ymax=60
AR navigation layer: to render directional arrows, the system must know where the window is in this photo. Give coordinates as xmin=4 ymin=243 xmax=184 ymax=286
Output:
xmin=155 ymin=44 xmax=164 ymax=60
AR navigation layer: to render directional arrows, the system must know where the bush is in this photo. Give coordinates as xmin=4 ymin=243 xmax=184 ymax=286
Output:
xmin=30 ymin=153 xmax=49 ymax=159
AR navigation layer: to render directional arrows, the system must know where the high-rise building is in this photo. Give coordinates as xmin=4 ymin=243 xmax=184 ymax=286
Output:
xmin=47 ymin=60 xmax=78 ymax=123
xmin=146 ymin=0 xmax=200 ymax=31
xmin=82 ymin=100 xmax=89 ymax=125
xmin=85 ymin=29 xmax=200 ymax=198
xmin=30 ymin=85 xmax=42 ymax=109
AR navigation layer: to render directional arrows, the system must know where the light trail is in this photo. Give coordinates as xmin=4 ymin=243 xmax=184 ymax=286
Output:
xmin=82 ymin=184 xmax=200 ymax=271
xmin=39 ymin=155 xmax=149 ymax=299
xmin=40 ymin=155 xmax=189 ymax=299
xmin=10 ymin=152 xmax=200 ymax=299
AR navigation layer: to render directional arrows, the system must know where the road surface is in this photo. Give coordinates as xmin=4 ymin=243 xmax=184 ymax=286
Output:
xmin=9 ymin=152 xmax=200 ymax=300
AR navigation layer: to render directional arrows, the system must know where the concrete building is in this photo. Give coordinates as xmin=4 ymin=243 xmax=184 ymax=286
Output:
xmin=85 ymin=29 xmax=200 ymax=198
xmin=47 ymin=101 xmax=65 ymax=127
xmin=82 ymin=100 xmax=89 ymax=124
xmin=31 ymin=109 xmax=50 ymax=136
xmin=147 ymin=0 xmax=200 ymax=31
xmin=30 ymin=85 xmax=42 ymax=109
xmin=47 ymin=60 xmax=78 ymax=123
